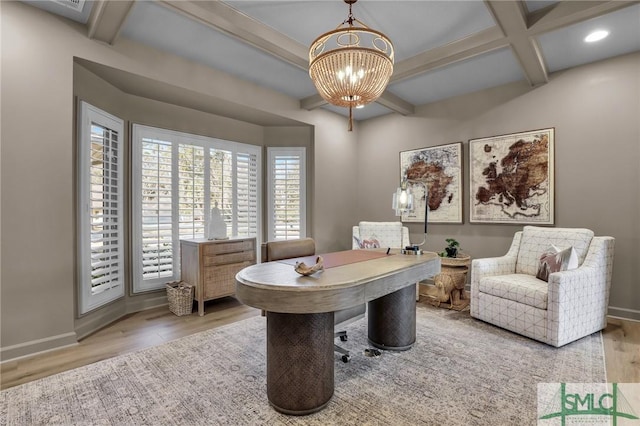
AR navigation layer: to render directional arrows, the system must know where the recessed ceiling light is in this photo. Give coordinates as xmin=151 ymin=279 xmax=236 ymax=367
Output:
xmin=355 ymin=105 xmax=365 ymax=109
xmin=584 ymin=30 xmax=609 ymax=43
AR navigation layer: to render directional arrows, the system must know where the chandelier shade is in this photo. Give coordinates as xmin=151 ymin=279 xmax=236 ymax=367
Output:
xmin=309 ymin=0 xmax=394 ymax=130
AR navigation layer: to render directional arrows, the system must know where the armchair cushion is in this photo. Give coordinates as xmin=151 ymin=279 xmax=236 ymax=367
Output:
xmin=536 ymin=245 xmax=579 ymax=281
xmin=479 ymin=274 xmax=548 ymax=310
xmin=516 ymin=226 xmax=593 ymax=275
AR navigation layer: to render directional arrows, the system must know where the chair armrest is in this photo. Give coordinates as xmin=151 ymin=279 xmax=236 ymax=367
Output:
xmin=546 ymin=236 xmax=614 ymax=345
xmin=470 ymin=231 xmax=521 ymax=317
xmin=548 ymin=236 xmax=614 ymax=295
xmin=471 ymin=255 xmax=517 ymax=284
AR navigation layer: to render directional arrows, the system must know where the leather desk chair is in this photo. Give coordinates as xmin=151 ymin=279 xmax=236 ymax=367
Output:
xmin=261 ymin=238 xmax=366 ymax=362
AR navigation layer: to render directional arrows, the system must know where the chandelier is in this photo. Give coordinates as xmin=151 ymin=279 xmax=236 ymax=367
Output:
xmin=309 ymin=0 xmax=394 ymax=131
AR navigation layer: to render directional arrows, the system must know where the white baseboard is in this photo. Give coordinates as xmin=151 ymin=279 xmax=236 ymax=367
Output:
xmin=126 ymin=294 xmax=168 ymax=314
xmin=1 ymin=332 xmax=78 ymax=363
xmin=2 ymin=296 xmax=170 ymax=363
xmin=608 ymin=306 xmax=640 ymax=322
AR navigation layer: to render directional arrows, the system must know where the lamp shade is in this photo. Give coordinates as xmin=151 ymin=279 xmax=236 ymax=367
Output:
xmin=393 ymin=186 xmax=413 ymax=216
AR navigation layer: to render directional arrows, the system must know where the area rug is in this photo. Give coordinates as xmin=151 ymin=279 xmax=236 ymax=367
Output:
xmin=0 ymin=305 xmax=605 ymax=425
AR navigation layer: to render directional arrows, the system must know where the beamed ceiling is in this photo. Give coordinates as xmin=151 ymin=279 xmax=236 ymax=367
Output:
xmin=25 ymin=0 xmax=640 ymax=125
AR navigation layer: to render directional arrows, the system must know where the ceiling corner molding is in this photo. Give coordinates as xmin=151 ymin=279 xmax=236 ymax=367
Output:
xmin=527 ymin=0 xmax=639 ymax=35
xmin=87 ymin=0 xmax=135 ymax=45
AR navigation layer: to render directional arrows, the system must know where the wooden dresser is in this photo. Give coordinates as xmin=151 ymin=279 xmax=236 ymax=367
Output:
xmin=180 ymin=237 xmax=256 ymax=316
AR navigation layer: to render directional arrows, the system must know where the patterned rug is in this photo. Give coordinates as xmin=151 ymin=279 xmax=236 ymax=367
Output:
xmin=0 ymin=305 xmax=605 ymax=425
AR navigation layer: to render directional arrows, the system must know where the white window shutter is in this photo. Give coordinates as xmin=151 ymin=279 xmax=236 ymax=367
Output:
xmin=78 ymin=102 xmax=125 ymax=314
xmin=267 ymin=147 xmax=306 ymax=241
xmin=132 ymin=125 xmax=261 ymax=293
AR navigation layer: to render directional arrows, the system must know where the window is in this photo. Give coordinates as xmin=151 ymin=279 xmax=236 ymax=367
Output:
xmin=267 ymin=147 xmax=306 ymax=240
xmin=77 ymin=102 xmax=125 ymax=314
xmin=132 ymin=125 xmax=261 ymax=292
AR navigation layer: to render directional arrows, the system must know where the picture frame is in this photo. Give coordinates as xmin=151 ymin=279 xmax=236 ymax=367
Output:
xmin=399 ymin=142 xmax=463 ymax=224
xmin=469 ymin=128 xmax=554 ymax=224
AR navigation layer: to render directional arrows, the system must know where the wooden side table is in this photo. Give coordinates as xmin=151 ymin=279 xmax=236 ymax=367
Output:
xmin=180 ymin=237 xmax=256 ymax=316
xmin=422 ymin=254 xmax=471 ymax=310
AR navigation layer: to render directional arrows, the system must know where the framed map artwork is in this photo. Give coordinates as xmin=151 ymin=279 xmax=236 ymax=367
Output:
xmin=399 ymin=142 xmax=463 ymax=224
xmin=469 ymin=128 xmax=554 ymax=224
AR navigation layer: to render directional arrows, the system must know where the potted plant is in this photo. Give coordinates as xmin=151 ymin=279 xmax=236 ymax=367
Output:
xmin=439 ymin=238 xmax=461 ymax=258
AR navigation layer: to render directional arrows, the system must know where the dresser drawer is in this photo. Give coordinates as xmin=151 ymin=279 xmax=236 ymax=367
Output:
xmin=203 ymin=261 xmax=253 ymax=299
xmin=203 ymin=240 xmax=254 ymax=256
xmin=202 ymin=250 xmax=254 ymax=266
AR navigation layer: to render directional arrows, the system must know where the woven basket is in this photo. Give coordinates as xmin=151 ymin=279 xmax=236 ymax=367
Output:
xmin=166 ymin=281 xmax=194 ymax=316
xmin=440 ymin=254 xmax=471 ymax=268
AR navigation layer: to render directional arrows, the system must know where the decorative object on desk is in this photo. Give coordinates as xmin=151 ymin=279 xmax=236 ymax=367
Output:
xmin=400 ymin=142 xmax=463 ymax=223
xmin=165 ymin=281 xmax=193 ymax=316
xmin=422 ymin=254 xmax=471 ymax=311
xmin=309 ymin=0 xmax=394 ymax=131
xmin=438 ymin=238 xmax=461 ymax=258
xmin=294 ymin=256 xmax=324 ymax=276
xmin=207 ymin=202 xmax=228 ymax=240
xmin=392 ymin=178 xmax=428 ymax=255
xmin=469 ymin=128 xmax=554 ymax=224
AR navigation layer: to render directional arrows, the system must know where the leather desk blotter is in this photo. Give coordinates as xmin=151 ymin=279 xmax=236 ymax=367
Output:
xmin=277 ymin=249 xmax=392 ymax=269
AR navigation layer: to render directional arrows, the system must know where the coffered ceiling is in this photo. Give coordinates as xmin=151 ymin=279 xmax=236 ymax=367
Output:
xmin=24 ymin=0 xmax=640 ymax=124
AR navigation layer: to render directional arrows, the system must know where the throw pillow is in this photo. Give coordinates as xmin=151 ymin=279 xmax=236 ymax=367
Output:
xmin=536 ymin=244 xmax=579 ymax=282
xmin=353 ymin=235 xmax=381 ymax=249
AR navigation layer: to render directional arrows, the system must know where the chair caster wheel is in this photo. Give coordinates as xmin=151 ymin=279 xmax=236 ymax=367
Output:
xmin=340 ymin=335 xmax=348 ymax=342
xmin=341 ymin=355 xmax=350 ymax=363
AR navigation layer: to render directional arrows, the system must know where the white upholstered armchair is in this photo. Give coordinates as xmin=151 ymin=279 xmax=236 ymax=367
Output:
xmin=470 ymin=226 xmax=614 ymax=347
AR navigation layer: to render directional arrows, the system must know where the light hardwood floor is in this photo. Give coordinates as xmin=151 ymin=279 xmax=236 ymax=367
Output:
xmin=1 ymin=298 xmax=638 ymax=390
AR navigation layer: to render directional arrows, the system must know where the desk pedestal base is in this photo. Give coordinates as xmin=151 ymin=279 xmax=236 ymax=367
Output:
xmin=367 ymin=285 xmax=416 ymax=351
xmin=266 ymin=312 xmax=334 ymax=415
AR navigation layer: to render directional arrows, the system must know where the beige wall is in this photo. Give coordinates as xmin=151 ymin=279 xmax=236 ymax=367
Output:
xmin=1 ymin=1 xmax=638 ymax=361
xmin=357 ymin=52 xmax=640 ymax=318
xmin=1 ymin=2 xmax=359 ymax=359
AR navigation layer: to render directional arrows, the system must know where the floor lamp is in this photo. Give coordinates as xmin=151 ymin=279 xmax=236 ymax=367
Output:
xmin=392 ymin=178 xmax=428 ymax=255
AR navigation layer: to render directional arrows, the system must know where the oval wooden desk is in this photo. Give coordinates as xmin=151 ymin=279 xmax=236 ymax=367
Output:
xmin=236 ymin=249 xmax=440 ymax=415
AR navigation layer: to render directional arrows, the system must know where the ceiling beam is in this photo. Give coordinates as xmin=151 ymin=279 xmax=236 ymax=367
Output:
xmin=527 ymin=1 xmax=639 ymax=35
xmin=485 ymin=0 xmax=548 ymax=86
xmin=87 ymin=0 xmax=135 ymax=45
xmin=159 ymin=1 xmax=308 ymax=70
xmin=160 ymin=1 xmax=416 ymax=116
xmin=300 ymin=91 xmax=415 ymax=116
xmin=392 ymin=26 xmax=508 ymax=83
xmin=300 ymin=94 xmax=326 ymax=111
xmin=375 ymin=91 xmax=415 ymax=116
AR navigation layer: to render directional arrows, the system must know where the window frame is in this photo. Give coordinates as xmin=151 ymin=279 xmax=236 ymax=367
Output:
xmin=131 ymin=125 xmax=262 ymax=293
xmin=77 ymin=101 xmax=125 ymax=314
xmin=267 ymin=147 xmax=307 ymax=241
